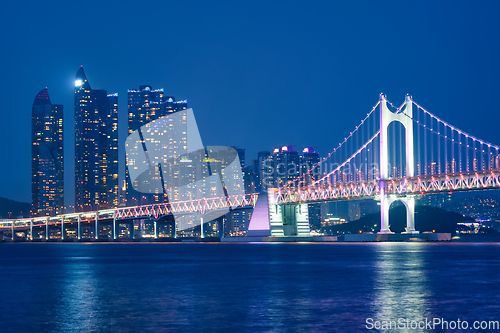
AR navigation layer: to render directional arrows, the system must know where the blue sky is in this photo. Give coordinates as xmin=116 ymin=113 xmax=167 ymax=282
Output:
xmin=1 ymin=0 xmax=499 ymax=204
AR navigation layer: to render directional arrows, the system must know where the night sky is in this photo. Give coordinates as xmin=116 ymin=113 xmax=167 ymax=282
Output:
xmin=1 ymin=0 xmax=499 ymax=205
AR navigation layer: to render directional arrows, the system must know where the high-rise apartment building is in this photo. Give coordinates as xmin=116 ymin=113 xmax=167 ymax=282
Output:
xmin=300 ymin=147 xmax=321 ymax=228
xmin=126 ymin=85 xmax=187 ymax=206
xmin=31 ymin=88 xmax=64 ymax=216
xmin=267 ymin=145 xmax=300 ymax=188
xmin=74 ymin=66 xmax=118 ymax=212
xmin=258 ymin=151 xmax=272 ymax=193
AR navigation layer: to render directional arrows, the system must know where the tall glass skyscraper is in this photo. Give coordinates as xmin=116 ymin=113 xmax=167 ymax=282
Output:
xmin=125 ymin=85 xmax=187 ymax=206
xmin=74 ymin=66 xmax=118 ymax=212
xmin=32 ymin=88 xmax=64 ymax=216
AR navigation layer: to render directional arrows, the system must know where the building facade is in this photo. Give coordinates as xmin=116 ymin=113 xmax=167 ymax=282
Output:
xmin=125 ymin=85 xmax=187 ymax=206
xmin=32 ymin=88 xmax=64 ymax=216
xmin=300 ymin=148 xmax=321 ymax=228
xmin=74 ymin=67 xmax=118 ymax=212
xmin=266 ymin=146 xmax=300 ymax=188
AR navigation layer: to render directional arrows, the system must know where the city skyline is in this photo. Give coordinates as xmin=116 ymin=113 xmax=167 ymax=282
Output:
xmin=18 ymin=73 xmax=500 ymax=216
xmin=16 ymin=65 xmax=332 ymax=208
xmin=2 ymin=1 xmax=500 ymax=206
xmin=2 ymin=2 xmax=500 ymax=332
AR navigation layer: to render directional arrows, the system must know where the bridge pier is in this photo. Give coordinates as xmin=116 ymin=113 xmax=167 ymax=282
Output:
xmin=379 ymin=182 xmax=393 ymax=234
xmin=381 ymin=195 xmax=417 ymax=234
xmin=402 ymin=196 xmax=416 ymax=233
xmin=268 ymin=189 xmax=310 ymax=237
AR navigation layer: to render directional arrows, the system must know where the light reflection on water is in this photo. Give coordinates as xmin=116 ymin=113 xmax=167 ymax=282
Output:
xmin=0 ymin=243 xmax=499 ymax=332
xmin=371 ymin=244 xmax=432 ymax=332
xmin=56 ymin=259 xmax=99 ymax=332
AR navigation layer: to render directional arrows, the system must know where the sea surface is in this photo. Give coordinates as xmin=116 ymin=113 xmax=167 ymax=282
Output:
xmin=0 ymin=242 xmax=499 ymax=332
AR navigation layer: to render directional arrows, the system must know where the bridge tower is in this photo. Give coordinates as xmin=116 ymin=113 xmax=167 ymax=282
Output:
xmin=378 ymin=94 xmax=417 ymax=234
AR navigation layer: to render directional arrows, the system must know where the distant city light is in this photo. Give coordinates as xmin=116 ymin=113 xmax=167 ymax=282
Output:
xmin=75 ymin=79 xmax=82 ymax=87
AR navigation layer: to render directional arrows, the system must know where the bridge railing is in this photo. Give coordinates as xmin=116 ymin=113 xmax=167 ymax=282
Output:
xmin=387 ymin=170 xmax=500 ymax=195
xmin=0 ymin=193 xmax=258 ymax=231
xmin=275 ymin=169 xmax=500 ymax=205
xmin=115 ymin=193 xmax=258 ymax=219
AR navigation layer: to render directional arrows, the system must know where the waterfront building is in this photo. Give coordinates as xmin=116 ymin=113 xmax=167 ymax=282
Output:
xmin=300 ymin=147 xmax=320 ymax=185
xmin=258 ymin=151 xmax=272 ymax=193
xmin=244 ymin=160 xmax=259 ymax=194
xmin=300 ymin=148 xmax=321 ymax=228
xmin=232 ymin=147 xmax=245 ymax=168
xmin=31 ymin=88 xmax=64 ymax=216
xmin=74 ymin=66 xmax=118 ymax=212
xmin=125 ymin=85 xmax=187 ymax=206
xmin=267 ymin=145 xmax=300 ymax=188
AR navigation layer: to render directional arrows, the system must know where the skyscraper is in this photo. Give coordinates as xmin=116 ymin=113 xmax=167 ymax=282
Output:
xmin=74 ymin=66 xmax=118 ymax=212
xmin=267 ymin=145 xmax=300 ymax=188
xmin=300 ymin=147 xmax=321 ymax=228
xmin=258 ymin=151 xmax=272 ymax=193
xmin=32 ymin=88 xmax=64 ymax=216
xmin=126 ymin=85 xmax=187 ymax=206
xmin=300 ymin=147 xmax=320 ymax=185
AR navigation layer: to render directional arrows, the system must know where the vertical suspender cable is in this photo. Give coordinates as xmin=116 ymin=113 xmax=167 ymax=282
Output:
xmin=430 ymin=116 xmax=434 ymax=175
xmin=399 ymin=122 xmax=403 ymax=177
xmin=465 ymin=135 xmax=469 ymax=172
xmin=459 ymin=131 xmax=462 ymax=172
xmin=451 ymin=126 xmax=454 ymax=173
xmin=424 ymin=112 xmax=428 ymax=175
xmin=443 ymin=124 xmax=447 ymax=173
xmin=417 ymin=105 xmax=421 ymax=176
xmin=437 ymin=120 xmax=441 ymax=174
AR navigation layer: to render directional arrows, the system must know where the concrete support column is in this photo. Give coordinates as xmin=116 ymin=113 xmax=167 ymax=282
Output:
xmin=78 ymin=215 xmax=81 ymax=240
xmin=378 ymin=182 xmax=393 ymax=234
xmin=61 ymin=218 xmax=65 ymax=241
xmin=173 ymin=219 xmax=177 ymax=239
xmin=403 ymin=196 xmax=417 ymax=234
xmin=113 ymin=217 xmax=117 ymax=240
xmin=95 ymin=213 xmax=99 ymax=240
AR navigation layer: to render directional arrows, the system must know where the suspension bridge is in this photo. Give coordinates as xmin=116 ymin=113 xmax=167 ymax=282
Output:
xmin=1 ymin=94 xmax=499 ymax=240
xmin=269 ymin=94 xmax=500 ymax=237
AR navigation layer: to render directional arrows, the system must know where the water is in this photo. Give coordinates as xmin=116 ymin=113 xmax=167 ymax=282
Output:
xmin=0 ymin=242 xmax=499 ymax=332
